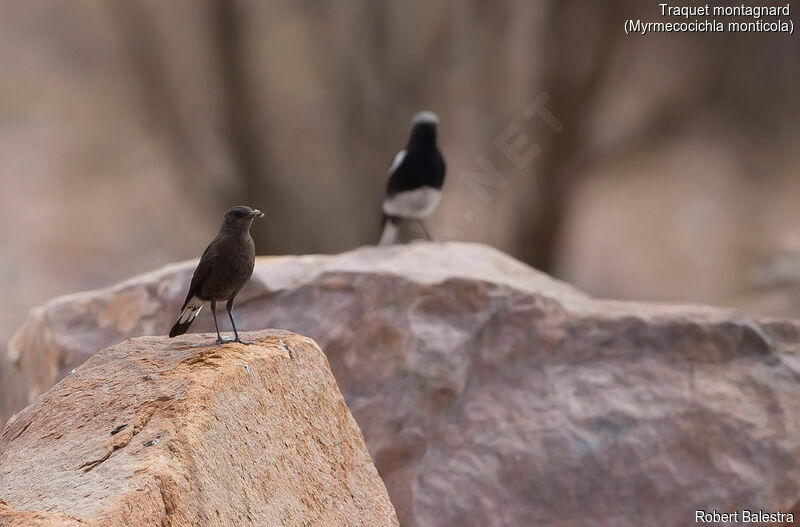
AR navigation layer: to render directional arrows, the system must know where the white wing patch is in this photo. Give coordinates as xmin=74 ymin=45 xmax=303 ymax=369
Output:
xmin=387 ymin=150 xmax=406 ymax=177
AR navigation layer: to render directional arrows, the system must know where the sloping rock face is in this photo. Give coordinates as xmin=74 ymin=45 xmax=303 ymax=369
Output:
xmin=4 ymin=242 xmax=800 ymax=526
xmin=0 ymin=499 xmax=87 ymax=527
xmin=0 ymin=331 xmax=398 ymax=527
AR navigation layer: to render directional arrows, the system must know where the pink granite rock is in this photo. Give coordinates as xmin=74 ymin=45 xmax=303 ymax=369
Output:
xmin=4 ymin=242 xmax=800 ymax=526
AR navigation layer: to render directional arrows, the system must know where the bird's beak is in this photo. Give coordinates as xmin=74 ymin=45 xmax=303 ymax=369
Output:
xmin=251 ymin=209 xmax=264 ymax=218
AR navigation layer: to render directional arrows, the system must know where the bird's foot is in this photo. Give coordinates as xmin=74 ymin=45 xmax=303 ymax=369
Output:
xmin=216 ymin=337 xmax=233 ymax=345
xmin=233 ymin=337 xmax=252 ymax=346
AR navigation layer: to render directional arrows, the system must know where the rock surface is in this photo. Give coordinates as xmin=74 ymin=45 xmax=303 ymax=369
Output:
xmin=0 ymin=331 xmax=398 ymax=527
xmin=4 ymin=241 xmax=800 ymax=526
xmin=0 ymin=499 xmax=87 ymax=527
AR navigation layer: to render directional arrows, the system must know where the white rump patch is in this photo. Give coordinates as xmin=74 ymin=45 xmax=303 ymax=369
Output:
xmin=383 ymin=187 xmax=441 ymax=219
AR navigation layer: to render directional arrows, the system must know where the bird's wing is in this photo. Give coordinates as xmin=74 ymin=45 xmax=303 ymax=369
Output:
xmin=437 ymin=151 xmax=446 ymax=185
xmin=387 ymin=149 xmax=406 ymax=177
xmin=180 ymin=239 xmax=222 ymax=308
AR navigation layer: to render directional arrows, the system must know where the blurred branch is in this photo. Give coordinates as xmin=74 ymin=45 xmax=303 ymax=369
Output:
xmin=107 ymin=0 xmax=216 ymax=202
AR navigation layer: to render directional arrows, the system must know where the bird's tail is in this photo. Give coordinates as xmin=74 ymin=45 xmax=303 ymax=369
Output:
xmin=378 ymin=214 xmax=401 ymax=246
xmin=169 ymin=297 xmax=203 ymax=337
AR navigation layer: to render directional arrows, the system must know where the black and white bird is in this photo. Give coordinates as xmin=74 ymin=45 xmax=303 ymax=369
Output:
xmin=378 ymin=111 xmax=446 ymax=245
xmin=169 ymin=205 xmax=264 ymax=344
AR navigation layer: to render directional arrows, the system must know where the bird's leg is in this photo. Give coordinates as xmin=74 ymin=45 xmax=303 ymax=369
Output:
xmin=211 ymin=300 xmax=226 ymax=344
xmin=227 ymin=298 xmax=251 ymax=345
xmin=418 ymin=220 xmax=434 ymax=241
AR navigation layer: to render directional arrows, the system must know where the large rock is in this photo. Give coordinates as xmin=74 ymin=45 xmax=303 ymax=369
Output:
xmin=0 ymin=330 xmax=398 ymax=527
xmin=0 ymin=499 xmax=87 ymax=527
xmin=4 ymin=241 xmax=800 ymax=526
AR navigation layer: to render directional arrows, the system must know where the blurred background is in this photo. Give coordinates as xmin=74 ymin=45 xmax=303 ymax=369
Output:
xmin=0 ymin=0 xmax=798 ymax=353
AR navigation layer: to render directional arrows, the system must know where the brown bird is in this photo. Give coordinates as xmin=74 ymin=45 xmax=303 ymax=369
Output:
xmin=169 ymin=205 xmax=264 ymax=344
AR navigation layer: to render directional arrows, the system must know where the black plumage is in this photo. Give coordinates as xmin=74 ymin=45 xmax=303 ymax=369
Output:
xmin=169 ymin=205 xmax=264 ymax=344
xmin=379 ymin=111 xmax=446 ymax=245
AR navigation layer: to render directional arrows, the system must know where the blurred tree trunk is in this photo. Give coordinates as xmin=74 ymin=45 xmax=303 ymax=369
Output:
xmin=110 ymin=0 xmax=279 ymax=253
xmin=333 ymin=1 xmax=398 ymax=243
xmin=209 ymin=0 xmax=279 ymax=252
xmin=108 ymin=0 xmax=219 ymax=204
xmin=513 ymin=0 xmax=618 ymax=273
xmin=513 ymin=1 xmax=730 ymax=273
xmin=327 ymin=1 xmax=451 ymax=245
